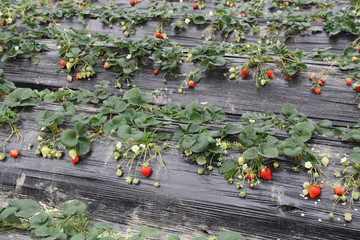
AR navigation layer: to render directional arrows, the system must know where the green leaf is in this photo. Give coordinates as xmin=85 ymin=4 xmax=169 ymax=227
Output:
xmin=30 ymin=212 xmax=49 ymax=229
xmin=60 ymin=129 xmax=79 ymax=148
xmin=167 ymin=235 xmax=180 ymax=240
xmin=193 ymin=15 xmax=206 ymax=24
xmin=123 ymin=88 xmax=153 ymax=107
xmin=319 ymin=120 xmax=332 ymax=128
xmin=138 ymin=227 xmax=160 ymax=238
xmin=258 ymin=143 xmax=279 ymax=158
xmin=158 ymin=132 xmax=173 ymax=141
xmin=218 ymin=231 xmax=246 ymax=240
xmin=71 ymin=233 xmax=86 ymax=240
xmin=75 ymin=122 xmax=88 ymax=137
xmin=62 ymin=200 xmax=87 ymax=218
xmin=0 ymin=207 xmax=17 ymax=221
xmin=8 ymin=199 xmax=40 ymax=218
xmin=350 ymin=153 xmax=360 ymax=164
xmin=75 ymin=137 xmax=91 ymax=156
xmin=219 ymin=159 xmax=237 ymax=174
xmin=222 ymin=124 xmax=241 ymax=136
xmin=190 ymin=134 xmax=209 ymax=153
xmin=33 ymin=226 xmax=52 ymax=237
xmin=61 ymin=102 xmax=77 ymax=116
xmin=243 ymin=147 xmax=259 ymax=159
xmin=196 ymin=155 xmax=207 ymax=165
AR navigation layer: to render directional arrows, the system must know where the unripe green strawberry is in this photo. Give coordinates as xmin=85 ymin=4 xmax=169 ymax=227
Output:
xmin=21 ymin=221 xmax=30 ymax=230
xmin=229 ymin=67 xmax=236 ymax=73
xmin=55 ymin=151 xmax=62 ymax=159
xmin=126 ymin=176 xmax=132 ymax=184
xmin=124 ymin=31 xmax=129 ymax=37
xmin=341 ymin=195 xmax=347 ymax=202
xmin=228 ymin=178 xmax=233 ymax=184
xmin=116 ymin=169 xmax=123 ymax=177
xmin=273 ymin=161 xmax=279 ymax=168
xmin=69 ymin=149 xmax=77 ymax=159
xmin=121 ymin=21 xmax=126 ymax=26
xmin=328 ymin=212 xmax=334 ymax=218
xmin=238 ymin=156 xmax=244 ymax=165
xmin=114 ymin=152 xmax=120 ymax=160
xmin=47 ymin=154 xmax=53 ymax=158
xmin=207 ymin=166 xmax=213 ymax=171
xmin=121 ymin=26 xmax=127 ymax=31
xmin=236 ymin=182 xmax=242 ymax=188
xmin=333 ymin=194 xmax=339 ymax=200
xmin=41 ymin=146 xmax=51 ymax=158
xmin=35 ymin=150 xmax=41 ymax=156
xmin=353 ymin=191 xmax=359 ymax=200
xmin=37 ymin=135 xmax=43 ymax=142
xmin=229 ymin=73 xmax=236 ymax=79
xmin=50 ymin=149 xmax=57 ymax=156
xmin=321 ymin=156 xmax=329 ymax=167
xmin=133 ymin=178 xmax=139 ymax=185
xmin=198 ymin=168 xmax=204 ymax=175
xmin=69 ymin=58 xmax=75 ymax=63
xmin=0 ymin=153 xmax=5 ymax=161
xmin=154 ymin=182 xmax=160 ymax=187
xmin=239 ymin=191 xmax=246 ymax=198
xmin=86 ymin=72 xmax=91 ymax=78
xmin=260 ymin=79 xmax=267 ymax=85
xmin=237 ymin=174 xmax=243 ymax=180
xmin=0 ymin=46 xmax=3 ymax=52
xmin=302 ymin=189 xmax=309 ymax=196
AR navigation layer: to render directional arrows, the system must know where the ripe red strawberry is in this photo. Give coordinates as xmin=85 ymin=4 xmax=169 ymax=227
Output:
xmin=104 ymin=62 xmax=110 ymax=69
xmin=241 ymin=14 xmax=246 ymax=17
xmin=154 ymin=69 xmax=158 ymax=75
xmin=159 ymin=34 xmax=165 ymax=39
xmin=130 ymin=0 xmax=135 ymax=6
xmin=247 ymin=172 xmax=254 ymax=180
xmin=308 ymin=185 xmax=321 ymax=198
xmin=193 ymin=4 xmax=197 ymax=9
xmin=334 ymin=186 xmax=344 ymax=196
xmin=229 ymin=3 xmax=233 ymax=7
xmin=155 ymin=32 xmax=162 ymax=38
xmin=188 ymin=80 xmax=195 ymax=88
xmin=285 ymin=75 xmax=290 ymax=80
xmin=10 ymin=149 xmax=18 ymax=158
xmin=315 ymin=88 xmax=321 ymax=94
xmin=76 ymin=72 xmax=81 ymax=80
xmin=317 ymin=19 xmax=322 ymax=22
xmin=309 ymin=77 xmax=312 ymax=80
xmin=59 ymin=60 xmax=66 ymax=68
xmin=1 ymin=20 xmax=4 ymax=26
xmin=141 ymin=165 xmax=151 ymax=177
xmin=358 ymin=46 xmax=360 ymax=52
xmin=241 ymin=68 xmax=248 ymax=77
xmin=260 ymin=168 xmax=271 ymax=180
xmin=317 ymin=79 xmax=323 ymax=85
xmin=346 ymin=78 xmax=352 ymax=85
xmin=356 ymin=86 xmax=360 ymax=92
xmin=136 ymin=0 xmax=140 ymax=3
xmin=283 ymin=2 xmax=289 ymax=6
xmin=71 ymin=156 xmax=79 ymax=164
xmin=266 ymin=70 xmax=274 ymax=78
xmin=311 ymin=87 xmax=315 ymax=91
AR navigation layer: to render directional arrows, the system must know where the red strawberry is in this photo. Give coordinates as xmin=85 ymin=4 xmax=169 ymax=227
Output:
xmin=315 ymin=88 xmax=321 ymax=94
xmin=247 ymin=172 xmax=254 ymax=180
xmin=241 ymin=68 xmax=248 ymax=77
xmin=188 ymin=80 xmax=195 ymax=88
xmin=311 ymin=87 xmax=315 ymax=91
xmin=104 ymin=62 xmax=110 ymax=69
xmin=317 ymin=79 xmax=323 ymax=85
xmin=141 ymin=165 xmax=151 ymax=177
xmin=309 ymin=77 xmax=312 ymax=80
xmin=1 ymin=20 xmax=5 ymax=26
xmin=266 ymin=70 xmax=274 ymax=78
xmin=260 ymin=168 xmax=271 ymax=180
xmin=308 ymin=185 xmax=321 ymax=198
xmin=71 ymin=156 xmax=79 ymax=164
xmin=154 ymin=69 xmax=158 ymax=75
xmin=59 ymin=60 xmax=66 ymax=68
xmin=241 ymin=14 xmax=246 ymax=17
xmin=358 ymin=46 xmax=360 ymax=52
xmin=356 ymin=86 xmax=360 ymax=92
xmin=67 ymin=75 xmax=72 ymax=82
xmin=346 ymin=78 xmax=352 ymax=85
xmin=136 ymin=0 xmax=140 ymax=3
xmin=155 ymin=32 xmax=162 ymax=38
xmin=229 ymin=3 xmax=233 ymax=7
xmin=334 ymin=186 xmax=344 ymax=196
xmin=283 ymin=2 xmax=289 ymax=6
xmin=10 ymin=149 xmax=18 ymax=158
xmin=193 ymin=4 xmax=197 ymax=9
xmin=317 ymin=19 xmax=322 ymax=22
xmin=285 ymin=75 xmax=290 ymax=80
xmin=76 ymin=72 xmax=81 ymax=80
xmin=130 ymin=0 xmax=135 ymax=6
xmin=159 ymin=34 xmax=164 ymax=39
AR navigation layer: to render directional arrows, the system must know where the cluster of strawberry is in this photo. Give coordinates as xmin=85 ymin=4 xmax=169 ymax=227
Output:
xmin=155 ymin=30 xmax=166 ymax=39
xmin=0 ymin=149 xmax=18 ymax=161
xmin=130 ymin=0 xmax=140 ymax=7
xmin=59 ymin=60 xmax=95 ymax=81
xmin=309 ymin=72 xmax=325 ymax=95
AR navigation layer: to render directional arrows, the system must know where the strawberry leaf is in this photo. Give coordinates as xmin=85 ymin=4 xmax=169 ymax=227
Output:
xmin=218 ymin=231 xmax=246 ymax=240
xmin=60 ymin=129 xmax=79 ymax=148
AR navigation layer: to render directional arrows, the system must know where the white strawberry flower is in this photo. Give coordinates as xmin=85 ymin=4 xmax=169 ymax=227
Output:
xmin=140 ymin=144 xmax=146 ymax=148
xmin=249 ymin=119 xmax=255 ymax=123
xmin=116 ymin=142 xmax=122 ymax=149
xmin=41 ymin=126 xmax=46 ymax=131
xmin=131 ymin=145 xmax=140 ymax=152
xmin=216 ymin=138 xmax=221 ymax=146
xmin=209 ymin=11 xmax=214 ymax=16
xmin=305 ymin=161 xmax=312 ymax=169
xmin=243 ymin=164 xmax=248 ymax=170
xmin=340 ymin=157 xmax=347 ymax=163
xmin=126 ymin=54 xmax=131 ymax=59
xmin=14 ymin=46 xmax=19 ymax=51
xmin=184 ymin=18 xmax=190 ymax=24
xmin=185 ymin=149 xmax=192 ymax=156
